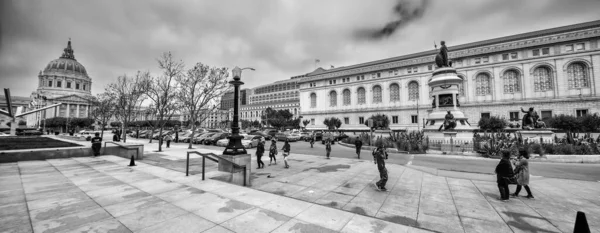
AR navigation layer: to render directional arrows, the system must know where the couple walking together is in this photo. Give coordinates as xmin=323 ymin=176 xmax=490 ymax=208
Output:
xmin=256 ymin=139 xmax=291 ymax=169
xmin=495 ymin=150 xmax=534 ymax=201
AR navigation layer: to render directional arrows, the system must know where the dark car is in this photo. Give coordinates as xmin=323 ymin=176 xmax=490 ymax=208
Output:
xmin=335 ymin=133 xmax=349 ymax=141
xmin=262 ymin=129 xmax=278 ymax=138
xmin=192 ymin=132 xmax=215 ymax=144
xmin=249 ymin=131 xmax=271 ymax=140
xmin=312 ymin=131 xmax=323 ymax=141
xmin=204 ymin=132 xmax=231 ymax=145
xmin=17 ymin=130 xmax=43 ymax=136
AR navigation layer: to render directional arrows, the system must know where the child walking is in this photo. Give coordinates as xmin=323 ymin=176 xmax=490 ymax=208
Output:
xmin=269 ymin=139 xmax=278 ymax=165
xmin=282 ymin=139 xmax=291 ymax=169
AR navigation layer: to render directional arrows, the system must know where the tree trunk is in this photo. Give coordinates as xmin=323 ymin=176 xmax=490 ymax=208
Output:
xmin=121 ymin=122 xmax=126 ymax=143
xmin=148 ymin=126 xmax=155 ymax=143
xmin=189 ymin=122 xmax=196 ymax=149
xmin=158 ymin=124 xmax=163 ymax=152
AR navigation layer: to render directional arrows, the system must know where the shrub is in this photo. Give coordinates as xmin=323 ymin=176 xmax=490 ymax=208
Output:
xmin=478 ymin=116 xmax=508 ymax=131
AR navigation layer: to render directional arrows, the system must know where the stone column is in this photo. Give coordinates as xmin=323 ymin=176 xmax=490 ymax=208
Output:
xmin=76 ymin=104 xmax=80 ymax=118
xmin=66 ymin=104 xmax=70 ymax=117
xmin=452 ymin=93 xmax=457 ymax=110
xmin=435 ymin=94 xmax=440 ymax=110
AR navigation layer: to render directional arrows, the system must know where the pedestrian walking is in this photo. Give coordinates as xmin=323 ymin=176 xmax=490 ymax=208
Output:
xmin=164 ymin=134 xmax=173 ymax=148
xmin=269 ymin=139 xmax=278 ymax=165
xmin=512 ymin=150 xmax=534 ymax=198
xmin=310 ymin=135 xmax=315 ymax=148
xmin=325 ymin=139 xmax=332 ymax=159
xmin=256 ymin=141 xmax=265 ymax=169
xmin=91 ymin=132 xmax=102 ymax=157
xmin=282 ymin=139 xmax=291 ymax=169
xmin=372 ymin=145 xmax=388 ymax=191
xmin=495 ymin=150 xmax=514 ymax=201
xmin=354 ymin=137 xmax=362 ymax=159
xmin=112 ymin=133 xmax=120 ymax=142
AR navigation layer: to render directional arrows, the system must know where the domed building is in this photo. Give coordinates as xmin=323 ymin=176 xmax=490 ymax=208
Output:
xmin=26 ymin=39 xmax=94 ymax=127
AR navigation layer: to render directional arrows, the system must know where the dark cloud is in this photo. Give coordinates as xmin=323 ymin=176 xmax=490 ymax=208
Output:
xmin=1 ymin=0 xmax=600 ymax=98
xmin=354 ymin=0 xmax=430 ymax=40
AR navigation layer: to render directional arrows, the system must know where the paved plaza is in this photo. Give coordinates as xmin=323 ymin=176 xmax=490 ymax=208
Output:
xmin=1 ymin=144 xmax=599 ymax=233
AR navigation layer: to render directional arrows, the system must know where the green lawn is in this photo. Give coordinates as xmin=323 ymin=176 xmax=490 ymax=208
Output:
xmin=0 ymin=136 xmax=82 ymax=150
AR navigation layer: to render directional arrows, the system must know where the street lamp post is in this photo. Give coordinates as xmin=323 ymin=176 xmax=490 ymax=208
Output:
xmin=224 ymin=66 xmax=255 ymax=155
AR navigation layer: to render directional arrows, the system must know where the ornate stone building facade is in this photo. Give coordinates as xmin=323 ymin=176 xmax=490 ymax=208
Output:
xmin=298 ymin=20 xmax=600 ymax=131
xmin=25 ymin=39 xmax=94 ymax=127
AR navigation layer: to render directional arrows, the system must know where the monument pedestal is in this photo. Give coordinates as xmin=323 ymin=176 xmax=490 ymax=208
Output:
xmin=218 ymin=154 xmax=251 ymax=186
xmin=518 ymin=130 xmax=554 ymax=143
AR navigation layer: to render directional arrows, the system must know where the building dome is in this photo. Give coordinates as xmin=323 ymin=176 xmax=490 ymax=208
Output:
xmin=44 ymin=58 xmax=88 ymax=76
xmin=35 ymin=39 xmax=92 ymax=98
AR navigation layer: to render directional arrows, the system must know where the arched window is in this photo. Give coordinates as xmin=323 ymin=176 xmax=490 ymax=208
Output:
xmin=533 ymin=67 xmax=553 ymax=91
xmin=343 ymin=89 xmax=351 ymax=105
xmin=357 ymin=87 xmax=366 ymax=104
xmin=310 ymin=93 xmax=316 ymax=108
xmin=390 ymin=84 xmax=400 ymax=102
xmin=475 ymin=73 xmax=491 ymax=96
xmin=329 ymin=91 xmax=337 ymax=107
xmin=503 ymin=70 xmax=520 ymax=93
xmin=372 ymin=85 xmax=382 ymax=103
xmin=567 ymin=62 xmax=589 ymax=89
xmin=408 ymin=82 xmax=419 ymax=100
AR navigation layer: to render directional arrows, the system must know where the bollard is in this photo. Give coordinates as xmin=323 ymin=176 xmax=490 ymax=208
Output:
xmin=128 ymin=155 xmax=136 ymax=167
xmin=573 ymin=211 xmax=590 ymax=233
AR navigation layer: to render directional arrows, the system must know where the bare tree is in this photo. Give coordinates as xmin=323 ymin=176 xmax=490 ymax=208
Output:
xmin=176 ymin=63 xmax=231 ymax=149
xmin=106 ymin=71 xmax=149 ymax=143
xmin=143 ymin=52 xmax=183 ymax=152
xmin=89 ymin=93 xmax=114 ymax=139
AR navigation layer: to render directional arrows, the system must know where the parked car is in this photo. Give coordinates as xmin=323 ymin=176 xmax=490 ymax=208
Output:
xmin=263 ymin=129 xmax=278 ymax=138
xmin=191 ymin=132 xmax=214 ymax=144
xmin=275 ymin=132 xmax=299 ymax=142
xmin=0 ymin=132 xmax=10 ymax=137
xmin=249 ymin=131 xmax=271 ymax=140
xmin=17 ymin=130 xmax=43 ymax=136
xmin=204 ymin=133 xmax=231 ymax=145
xmin=216 ymin=138 xmax=230 ymax=147
xmin=152 ymin=130 xmax=172 ymax=140
xmin=288 ymin=132 xmax=301 ymax=141
xmin=312 ymin=131 xmax=323 ymax=141
xmin=335 ymin=133 xmax=349 ymax=141
xmin=242 ymin=135 xmax=263 ymax=148
xmin=300 ymin=132 xmax=311 ymax=141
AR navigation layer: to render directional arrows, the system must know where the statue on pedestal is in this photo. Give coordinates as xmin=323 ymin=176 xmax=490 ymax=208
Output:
xmin=435 ymin=41 xmax=451 ymax=68
xmin=439 ymin=111 xmax=457 ymax=131
xmin=521 ymin=107 xmax=546 ymax=130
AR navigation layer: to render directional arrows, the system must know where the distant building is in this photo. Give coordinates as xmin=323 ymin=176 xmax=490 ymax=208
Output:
xmin=240 ymin=79 xmax=300 ymax=123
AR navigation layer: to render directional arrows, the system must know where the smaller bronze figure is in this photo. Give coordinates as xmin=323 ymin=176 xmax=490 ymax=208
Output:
xmin=521 ymin=107 xmax=545 ymax=130
xmin=439 ymin=110 xmax=457 ymax=131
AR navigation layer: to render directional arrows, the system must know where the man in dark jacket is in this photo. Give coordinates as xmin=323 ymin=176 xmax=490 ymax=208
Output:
xmin=495 ymin=150 xmax=514 ymax=201
xmin=91 ymin=132 xmax=102 ymax=157
xmin=355 ymin=138 xmax=363 ymax=159
xmin=256 ymin=141 xmax=265 ymax=169
xmin=282 ymin=139 xmax=291 ymax=168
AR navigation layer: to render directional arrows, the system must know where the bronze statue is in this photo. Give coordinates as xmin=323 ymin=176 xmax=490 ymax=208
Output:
xmin=439 ymin=110 xmax=457 ymax=131
xmin=521 ymin=107 xmax=545 ymax=130
xmin=435 ymin=41 xmax=450 ymax=68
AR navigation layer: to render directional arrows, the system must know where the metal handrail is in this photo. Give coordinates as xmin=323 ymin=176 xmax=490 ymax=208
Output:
xmin=186 ymin=151 xmax=247 ymax=186
xmin=103 ymin=141 xmax=140 ymax=159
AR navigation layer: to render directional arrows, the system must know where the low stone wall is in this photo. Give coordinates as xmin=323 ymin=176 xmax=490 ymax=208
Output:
xmin=56 ymin=135 xmax=88 ymax=141
xmin=533 ymin=155 xmax=600 ymax=163
xmin=102 ymin=142 xmax=144 ymax=160
xmin=0 ymin=146 xmax=94 ymax=163
xmin=337 ymin=141 xmax=405 ymax=154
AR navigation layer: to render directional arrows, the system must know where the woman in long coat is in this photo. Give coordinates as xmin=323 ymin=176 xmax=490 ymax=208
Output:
xmin=512 ymin=150 xmax=534 ymax=198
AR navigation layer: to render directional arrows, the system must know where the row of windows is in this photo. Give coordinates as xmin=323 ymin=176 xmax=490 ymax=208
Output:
xmin=254 ymin=83 xmax=299 ymax=94
xmin=475 ymin=62 xmax=589 ymax=96
xmin=312 ymin=82 xmax=421 ymax=108
xmin=45 ymin=80 xmax=88 ymax=91
xmin=241 ymin=108 xmax=299 ymax=118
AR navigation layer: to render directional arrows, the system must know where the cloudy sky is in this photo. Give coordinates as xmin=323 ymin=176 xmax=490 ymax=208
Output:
xmin=1 ymin=0 xmax=600 ymax=97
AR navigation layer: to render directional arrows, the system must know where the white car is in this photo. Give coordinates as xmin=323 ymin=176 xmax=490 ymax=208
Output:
xmin=216 ymin=138 xmax=229 ymax=147
xmin=241 ymin=135 xmax=263 ymax=149
xmin=0 ymin=132 xmax=10 ymax=137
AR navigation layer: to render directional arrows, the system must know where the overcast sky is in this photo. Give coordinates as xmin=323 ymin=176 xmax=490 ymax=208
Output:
xmin=1 ymin=0 xmax=600 ymax=97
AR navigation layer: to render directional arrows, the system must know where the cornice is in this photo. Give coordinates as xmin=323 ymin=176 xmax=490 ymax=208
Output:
xmin=301 ymin=26 xmax=600 ymax=83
